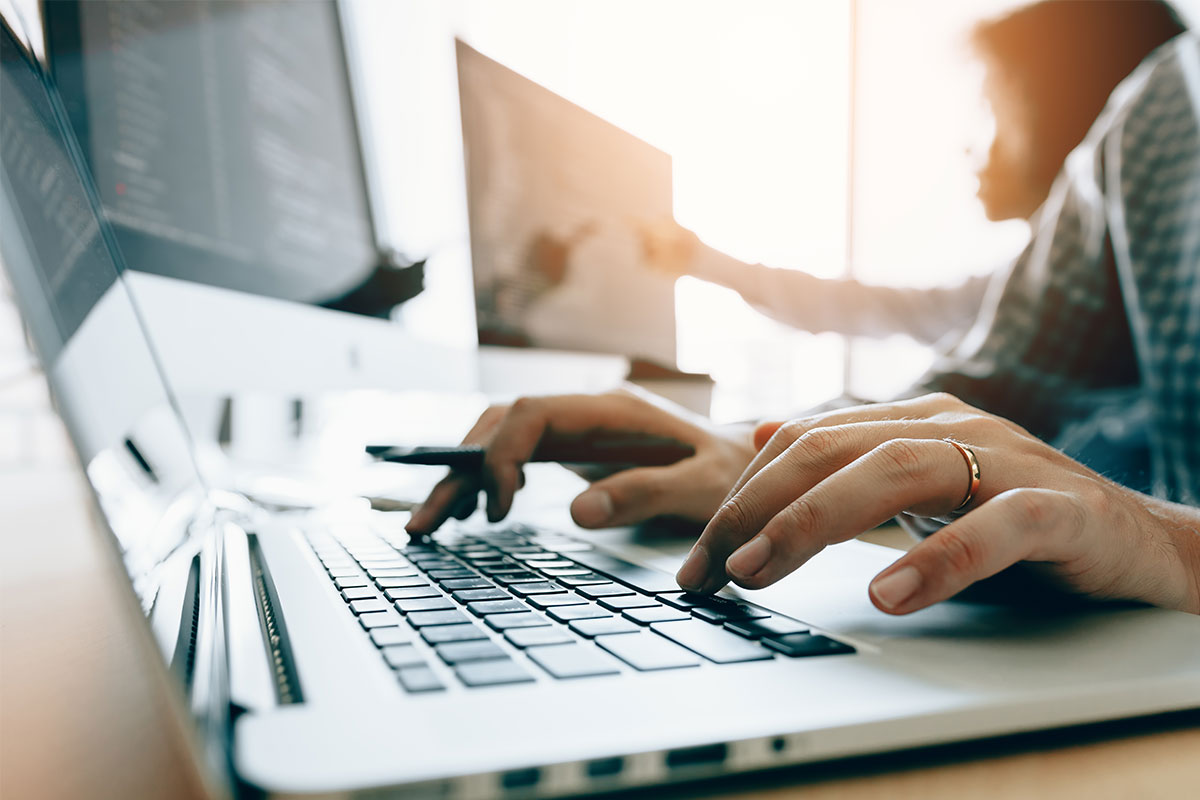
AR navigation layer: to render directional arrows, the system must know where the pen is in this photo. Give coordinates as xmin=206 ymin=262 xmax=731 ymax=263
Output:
xmin=367 ymin=435 xmax=695 ymax=470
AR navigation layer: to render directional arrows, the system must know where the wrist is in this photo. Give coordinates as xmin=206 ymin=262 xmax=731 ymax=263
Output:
xmin=1142 ymin=498 xmax=1200 ymax=614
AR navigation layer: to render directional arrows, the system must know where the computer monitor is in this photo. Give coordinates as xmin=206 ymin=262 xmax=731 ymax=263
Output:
xmin=43 ymin=0 xmax=472 ymax=396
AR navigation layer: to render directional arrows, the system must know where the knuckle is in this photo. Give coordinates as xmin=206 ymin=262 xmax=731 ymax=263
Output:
xmin=874 ymin=438 xmax=931 ymax=481
xmin=934 ymin=527 xmax=985 ymax=577
xmin=999 ymin=487 xmax=1058 ymax=530
xmin=714 ymin=493 xmax=757 ymax=536
xmin=778 ymin=420 xmax=810 ymax=444
xmin=783 ymin=496 xmax=826 ymax=536
xmin=509 ymin=395 xmax=541 ymax=417
xmin=924 ymin=391 xmax=962 ymax=409
xmin=794 ymin=425 xmax=851 ymax=462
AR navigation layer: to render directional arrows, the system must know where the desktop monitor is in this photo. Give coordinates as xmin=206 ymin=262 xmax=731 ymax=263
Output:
xmin=456 ymin=40 xmax=679 ymax=368
xmin=43 ymin=0 xmax=472 ymax=396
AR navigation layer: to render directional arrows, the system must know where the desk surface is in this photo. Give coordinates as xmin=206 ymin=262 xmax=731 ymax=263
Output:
xmin=3 ymin=464 xmax=1198 ymax=800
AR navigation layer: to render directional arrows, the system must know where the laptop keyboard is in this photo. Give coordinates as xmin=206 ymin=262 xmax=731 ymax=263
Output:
xmin=305 ymin=524 xmax=854 ymax=693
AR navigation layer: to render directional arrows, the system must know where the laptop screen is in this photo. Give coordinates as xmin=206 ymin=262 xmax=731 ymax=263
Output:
xmin=1 ymin=15 xmax=208 ymax=566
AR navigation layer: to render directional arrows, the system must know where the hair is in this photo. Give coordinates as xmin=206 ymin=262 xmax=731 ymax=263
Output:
xmin=971 ymin=0 xmax=1187 ymax=190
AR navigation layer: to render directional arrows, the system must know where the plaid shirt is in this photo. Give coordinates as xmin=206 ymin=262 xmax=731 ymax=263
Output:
xmin=905 ymin=34 xmax=1200 ymax=505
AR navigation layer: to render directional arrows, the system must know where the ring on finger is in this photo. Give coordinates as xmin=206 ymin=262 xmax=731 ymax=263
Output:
xmin=943 ymin=438 xmax=981 ymax=513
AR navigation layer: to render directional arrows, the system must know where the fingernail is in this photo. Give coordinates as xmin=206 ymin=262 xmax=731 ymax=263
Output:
xmin=727 ymin=535 xmax=771 ymax=579
xmin=870 ymin=566 xmax=922 ymax=610
xmin=571 ymin=490 xmax=613 ymax=527
xmin=675 ymin=543 xmax=709 ymax=591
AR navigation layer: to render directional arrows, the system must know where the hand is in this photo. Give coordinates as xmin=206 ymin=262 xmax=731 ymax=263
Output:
xmin=675 ymin=392 xmax=1200 ymax=615
xmin=637 ymin=217 xmax=701 ymax=278
xmin=405 ymin=386 xmax=757 ymax=536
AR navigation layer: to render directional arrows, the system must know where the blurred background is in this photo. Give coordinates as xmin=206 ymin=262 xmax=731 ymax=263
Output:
xmin=3 ymin=0 xmax=1198 ymax=471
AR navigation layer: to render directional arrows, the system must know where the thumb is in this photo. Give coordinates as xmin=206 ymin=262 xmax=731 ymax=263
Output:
xmin=754 ymin=421 xmax=785 ymax=450
xmin=570 ymin=465 xmax=690 ymax=528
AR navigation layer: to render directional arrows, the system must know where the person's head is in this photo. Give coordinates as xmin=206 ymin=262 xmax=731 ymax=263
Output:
xmin=970 ymin=0 xmax=1186 ymax=221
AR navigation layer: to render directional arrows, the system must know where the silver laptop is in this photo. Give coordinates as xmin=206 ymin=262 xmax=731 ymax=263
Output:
xmin=4 ymin=16 xmax=1199 ymax=800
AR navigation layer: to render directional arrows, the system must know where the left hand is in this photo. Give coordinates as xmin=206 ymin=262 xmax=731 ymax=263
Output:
xmin=674 ymin=392 xmax=1200 ymax=615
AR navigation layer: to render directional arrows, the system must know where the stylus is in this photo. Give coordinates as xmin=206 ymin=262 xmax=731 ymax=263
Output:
xmin=367 ymin=435 xmax=695 ymax=470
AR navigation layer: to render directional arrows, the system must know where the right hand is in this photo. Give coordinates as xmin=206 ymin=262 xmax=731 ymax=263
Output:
xmin=637 ymin=217 xmax=701 ymax=278
xmin=405 ymin=386 xmax=756 ymax=536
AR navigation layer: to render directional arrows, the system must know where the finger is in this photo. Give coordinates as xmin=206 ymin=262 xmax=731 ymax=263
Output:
xmin=406 ymin=472 xmax=480 ymax=535
xmin=723 ymin=438 xmax=981 ymax=590
xmin=483 ymin=393 xmax=700 ymax=521
xmin=753 ymin=421 xmax=784 ymax=450
xmin=679 ymin=421 xmax=910 ymax=591
xmin=868 ymin=488 xmax=1081 ymax=615
xmin=729 ymin=395 xmax=945 ymax=501
xmin=569 ymin=463 xmax=706 ymax=529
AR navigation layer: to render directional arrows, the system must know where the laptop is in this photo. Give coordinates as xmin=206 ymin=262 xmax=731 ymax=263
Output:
xmin=3 ymin=14 xmax=1200 ymax=800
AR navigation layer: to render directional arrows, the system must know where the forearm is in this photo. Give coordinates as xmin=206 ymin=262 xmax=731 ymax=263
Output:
xmin=690 ymin=244 xmax=989 ymax=344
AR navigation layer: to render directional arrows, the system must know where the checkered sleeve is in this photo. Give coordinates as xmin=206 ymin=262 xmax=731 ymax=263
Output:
xmin=910 ymin=35 xmax=1200 ymax=503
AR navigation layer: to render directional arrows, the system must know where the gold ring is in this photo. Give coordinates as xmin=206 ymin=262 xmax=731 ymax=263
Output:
xmin=943 ymin=439 xmax=981 ymax=512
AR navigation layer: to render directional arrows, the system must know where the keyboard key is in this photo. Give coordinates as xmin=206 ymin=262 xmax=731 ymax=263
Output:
xmin=724 ymin=617 xmax=809 ymax=639
xmin=537 ymin=541 xmax=593 ymax=553
xmin=455 ymin=659 xmax=535 ymax=687
xmin=598 ymin=595 xmax=659 ymax=611
xmin=504 ymin=627 xmax=576 ymax=648
xmin=556 ymin=574 xmax=611 ymax=587
xmin=485 ymin=612 xmax=549 ymax=631
xmin=761 ymin=633 xmax=856 ymax=658
xmin=511 ymin=552 xmax=561 ymax=561
xmin=435 ymin=640 xmax=510 ymax=664
xmin=335 ymin=576 xmax=371 ymax=589
xmin=527 ymin=644 xmax=621 ymax=679
xmin=382 ymin=643 xmax=426 ymax=669
xmin=350 ymin=599 xmax=392 ymax=615
xmin=370 ymin=627 xmax=412 ymax=647
xmin=396 ymin=597 xmax=455 ymax=613
xmin=650 ymin=620 xmax=774 ymax=664
xmin=576 ymin=583 xmax=635 ymax=599
xmin=547 ymin=604 xmax=611 ymax=622
xmin=657 ymin=592 xmax=713 ymax=611
xmin=420 ymin=623 xmax=489 ymax=644
xmin=367 ymin=568 xmax=420 ymax=579
xmin=327 ymin=567 xmax=364 ymax=578
xmin=360 ymin=559 xmax=410 ymax=569
xmin=494 ymin=573 xmax=546 ymax=585
xmin=540 ymin=567 xmax=592 ymax=577
xmin=385 ymin=586 xmax=441 ymax=601
xmin=567 ymin=551 xmax=681 ymax=593
xmin=429 ymin=569 xmax=476 ymax=581
xmin=691 ymin=604 xmax=769 ymax=624
xmin=597 ymin=632 xmax=701 ymax=671
xmin=460 ymin=551 xmax=503 ymax=561
xmin=481 ymin=566 xmax=531 ymax=576
xmin=359 ymin=610 xmax=404 ymax=629
xmin=504 ymin=547 xmax=546 ymax=557
xmin=509 ymin=581 xmax=567 ymax=596
xmin=408 ymin=610 xmax=470 ymax=628
xmin=467 ymin=599 xmax=529 ymax=616
xmin=376 ymin=576 xmax=430 ymax=589
xmin=452 ymin=588 xmax=511 ymax=603
xmin=440 ymin=578 xmax=494 ymax=591
xmin=569 ymin=617 xmax=640 ymax=638
xmin=526 ymin=593 xmax=587 ymax=609
xmin=341 ymin=586 xmax=381 ymax=601
xmin=527 ymin=559 xmax=578 ymax=570
xmin=397 ymin=666 xmax=444 ymax=693
xmin=622 ymin=606 xmax=690 ymax=625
